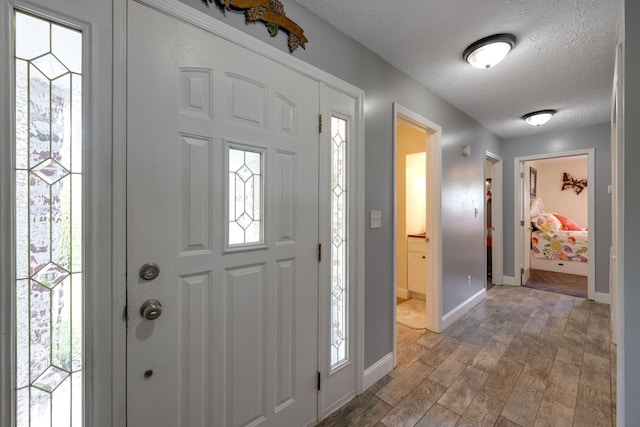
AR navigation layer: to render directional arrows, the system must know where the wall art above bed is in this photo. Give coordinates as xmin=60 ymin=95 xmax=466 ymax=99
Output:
xmin=561 ymin=172 xmax=587 ymax=195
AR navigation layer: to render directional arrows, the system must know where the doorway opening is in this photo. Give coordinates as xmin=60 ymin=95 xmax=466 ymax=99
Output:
xmin=392 ymin=103 xmax=442 ymax=367
xmin=485 ymin=152 xmax=503 ymax=291
xmin=515 ymin=150 xmax=595 ymax=300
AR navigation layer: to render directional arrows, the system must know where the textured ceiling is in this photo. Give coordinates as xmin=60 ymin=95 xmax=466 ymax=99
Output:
xmin=295 ymin=0 xmax=619 ymax=138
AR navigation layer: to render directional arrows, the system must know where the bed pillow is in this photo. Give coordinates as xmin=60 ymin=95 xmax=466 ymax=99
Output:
xmin=553 ymin=213 xmax=584 ymax=231
xmin=532 ymin=213 xmax=563 ymax=235
xmin=529 ymin=198 xmax=545 ymax=217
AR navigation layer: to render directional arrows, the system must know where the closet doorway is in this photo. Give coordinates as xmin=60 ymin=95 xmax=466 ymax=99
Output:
xmin=392 ymin=104 xmax=442 ymax=367
xmin=485 ymin=152 xmax=504 ymax=290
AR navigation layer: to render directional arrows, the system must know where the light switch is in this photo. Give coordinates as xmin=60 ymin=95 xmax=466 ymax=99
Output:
xmin=370 ymin=210 xmax=382 ymax=229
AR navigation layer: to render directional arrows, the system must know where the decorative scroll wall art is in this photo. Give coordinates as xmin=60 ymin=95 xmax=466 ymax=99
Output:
xmin=210 ymin=0 xmax=308 ymax=52
xmin=561 ymin=172 xmax=587 ymax=195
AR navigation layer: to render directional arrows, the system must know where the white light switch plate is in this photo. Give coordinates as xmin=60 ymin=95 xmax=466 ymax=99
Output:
xmin=370 ymin=210 xmax=382 ymax=229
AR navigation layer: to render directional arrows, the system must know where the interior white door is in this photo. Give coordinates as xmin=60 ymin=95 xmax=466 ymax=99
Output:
xmin=521 ymin=163 xmax=532 ymax=285
xmin=126 ymin=3 xmax=319 ymax=426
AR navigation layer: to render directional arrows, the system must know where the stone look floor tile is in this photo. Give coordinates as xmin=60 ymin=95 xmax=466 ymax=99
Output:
xmin=414 ymin=403 xmax=459 ymax=427
xmin=437 ymin=365 xmax=488 ymax=415
xmin=579 ymin=352 xmax=611 ymax=395
xmin=543 ymin=359 xmax=580 ymax=408
xmin=501 ymin=374 xmax=546 ymax=427
xmin=534 ymin=397 xmax=574 ymax=427
xmin=481 ymin=356 xmax=524 ymax=402
xmin=472 ymin=338 xmax=509 ymax=372
xmin=379 ymin=379 xmax=445 ymax=427
xmin=456 ymin=391 xmax=504 ymax=427
xmin=574 ymin=383 xmax=613 ymax=426
xmin=321 ymin=286 xmax=615 ymax=427
xmin=428 ymin=342 xmax=481 ymax=388
xmin=375 ymin=361 xmax=433 ymax=406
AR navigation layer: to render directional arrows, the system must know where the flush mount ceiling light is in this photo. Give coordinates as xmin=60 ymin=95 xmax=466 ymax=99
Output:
xmin=463 ymin=33 xmax=517 ymax=69
xmin=522 ymin=110 xmax=556 ymax=126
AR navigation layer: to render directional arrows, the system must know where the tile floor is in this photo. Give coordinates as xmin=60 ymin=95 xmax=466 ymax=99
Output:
xmin=318 ymin=285 xmax=616 ymax=427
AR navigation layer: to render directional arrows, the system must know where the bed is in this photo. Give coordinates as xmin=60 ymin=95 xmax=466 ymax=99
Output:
xmin=529 ymin=200 xmax=588 ymax=276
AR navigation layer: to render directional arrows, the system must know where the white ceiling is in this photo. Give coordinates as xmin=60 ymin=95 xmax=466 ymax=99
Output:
xmin=295 ymin=0 xmax=619 ymax=139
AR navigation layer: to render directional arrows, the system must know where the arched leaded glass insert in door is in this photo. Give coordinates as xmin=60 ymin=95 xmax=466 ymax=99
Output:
xmin=13 ymin=10 xmax=84 ymax=426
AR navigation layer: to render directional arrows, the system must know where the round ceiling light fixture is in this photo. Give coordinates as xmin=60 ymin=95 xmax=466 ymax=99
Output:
xmin=463 ymin=33 xmax=517 ymax=69
xmin=522 ymin=110 xmax=556 ymax=126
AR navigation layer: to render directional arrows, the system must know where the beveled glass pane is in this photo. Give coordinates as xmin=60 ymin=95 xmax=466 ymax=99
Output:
xmin=16 ymin=280 xmax=30 ymax=388
xmin=71 ymin=74 xmax=82 ymax=173
xmin=330 ymin=116 xmax=348 ymax=369
xmin=30 ymin=281 xmax=51 ymax=382
xmin=15 ymin=171 xmax=29 ymax=279
xmin=228 ymin=147 xmax=244 ymax=171
xmin=245 ymin=150 xmax=260 ymax=174
xmin=30 ymin=64 xmax=51 ymax=167
xmin=245 ymin=221 xmax=261 ymax=243
xmin=51 ymin=176 xmax=72 ymax=270
xmin=52 ymin=375 xmax=72 ymax=427
xmin=71 ymin=273 xmax=83 ymax=371
xmin=52 ymin=73 xmax=72 ymax=169
xmin=32 ymin=158 xmax=70 ymax=185
xmin=33 ymin=262 xmax=68 ymax=289
xmin=52 ymin=24 xmax=82 ymax=74
xmin=71 ymin=174 xmax=82 ymax=272
xmin=33 ymin=366 xmax=68 ymax=393
xmin=16 ymin=387 xmax=30 ymax=426
xmin=15 ymin=59 xmax=29 ymax=169
xmin=72 ymin=372 xmax=82 ymax=426
xmin=31 ymin=387 xmax=51 ymax=427
xmin=32 ymin=53 xmax=68 ymax=80
xmin=15 ymin=12 xmax=50 ymax=60
xmin=229 ymin=222 xmax=244 ymax=245
xmin=29 ymin=173 xmax=51 ymax=275
xmin=51 ymin=278 xmax=72 ymax=370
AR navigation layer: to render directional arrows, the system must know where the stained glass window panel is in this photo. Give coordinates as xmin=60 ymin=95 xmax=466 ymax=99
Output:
xmin=330 ymin=116 xmax=348 ymax=369
xmin=14 ymin=10 xmax=83 ymax=427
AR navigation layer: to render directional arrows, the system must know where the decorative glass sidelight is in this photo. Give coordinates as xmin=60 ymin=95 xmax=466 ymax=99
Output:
xmin=330 ymin=116 xmax=348 ymax=369
xmin=228 ymin=147 xmax=263 ymax=246
xmin=13 ymin=10 xmax=83 ymax=426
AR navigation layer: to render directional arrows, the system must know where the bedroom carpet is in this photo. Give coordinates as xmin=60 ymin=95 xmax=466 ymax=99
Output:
xmin=318 ymin=285 xmax=615 ymax=427
xmin=524 ymin=269 xmax=587 ymax=298
xmin=396 ymin=298 xmax=427 ymax=329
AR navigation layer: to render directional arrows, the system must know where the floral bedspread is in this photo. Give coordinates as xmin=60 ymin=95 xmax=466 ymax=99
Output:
xmin=531 ymin=230 xmax=588 ymax=263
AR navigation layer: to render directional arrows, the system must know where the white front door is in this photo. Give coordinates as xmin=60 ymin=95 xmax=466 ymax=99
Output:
xmin=126 ymin=2 xmax=319 ymax=426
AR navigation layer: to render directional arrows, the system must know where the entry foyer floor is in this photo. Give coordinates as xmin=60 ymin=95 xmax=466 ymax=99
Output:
xmin=318 ymin=285 xmax=615 ymax=426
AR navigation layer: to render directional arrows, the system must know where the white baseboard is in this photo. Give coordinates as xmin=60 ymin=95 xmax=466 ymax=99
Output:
xmin=363 ymin=352 xmax=394 ymax=391
xmin=396 ymin=288 xmax=409 ymax=299
xmin=441 ymin=288 xmax=486 ymax=330
xmin=321 ymin=390 xmax=355 ymax=420
xmin=502 ymin=276 xmax=518 ymax=286
xmin=595 ymin=292 xmax=611 ymax=304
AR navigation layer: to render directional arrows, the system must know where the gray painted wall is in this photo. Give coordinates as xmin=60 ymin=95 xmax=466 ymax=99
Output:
xmin=179 ymin=0 xmax=502 ymax=368
xmin=624 ymin=1 xmax=640 ymax=423
xmin=501 ymin=123 xmax=612 ymax=294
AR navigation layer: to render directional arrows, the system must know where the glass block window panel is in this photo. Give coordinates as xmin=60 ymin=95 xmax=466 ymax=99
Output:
xmin=228 ymin=147 xmax=263 ymax=246
xmin=13 ymin=10 xmax=83 ymax=427
xmin=330 ymin=116 xmax=348 ymax=369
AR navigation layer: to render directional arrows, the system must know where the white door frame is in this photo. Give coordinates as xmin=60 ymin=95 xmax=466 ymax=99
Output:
xmin=392 ymin=103 xmax=442 ymax=359
xmin=114 ymin=0 xmax=365 ymax=422
xmin=485 ymin=151 xmax=504 ymax=286
xmin=513 ymin=150 xmax=596 ymax=300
